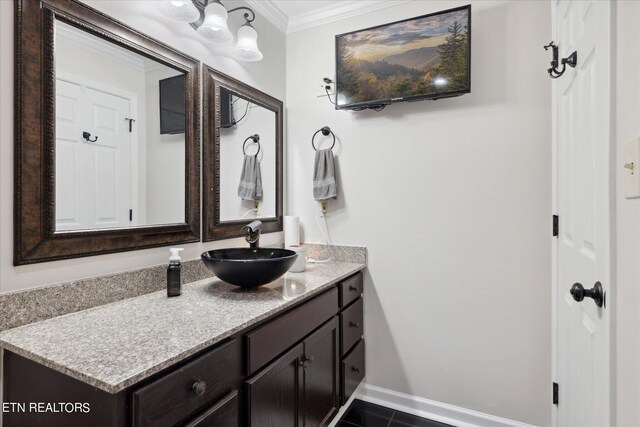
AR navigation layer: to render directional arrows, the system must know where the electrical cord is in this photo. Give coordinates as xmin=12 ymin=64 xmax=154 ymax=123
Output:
xmin=240 ymin=208 xmax=259 ymax=218
xmin=307 ymin=257 xmax=333 ymax=264
xmin=234 ymin=100 xmax=250 ymax=124
xmin=315 ymin=212 xmax=331 ymax=245
xmin=325 ymin=87 xmax=337 ymax=106
xmin=351 ymin=104 xmax=388 ymax=112
xmin=221 ymin=97 xmax=251 ymax=128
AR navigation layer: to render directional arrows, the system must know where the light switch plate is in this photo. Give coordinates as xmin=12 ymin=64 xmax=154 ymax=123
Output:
xmin=624 ymin=137 xmax=640 ymax=199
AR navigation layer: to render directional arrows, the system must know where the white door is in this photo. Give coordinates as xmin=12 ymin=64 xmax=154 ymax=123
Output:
xmin=554 ymin=1 xmax=612 ymax=426
xmin=56 ymin=79 xmax=132 ymax=230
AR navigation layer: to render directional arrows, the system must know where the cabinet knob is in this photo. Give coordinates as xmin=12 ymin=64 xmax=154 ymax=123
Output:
xmin=351 ymin=366 xmax=360 ymax=374
xmin=192 ymin=381 xmax=207 ymax=396
xmin=349 ymin=321 xmax=359 ymax=328
xmin=299 ymin=355 xmax=314 ymax=369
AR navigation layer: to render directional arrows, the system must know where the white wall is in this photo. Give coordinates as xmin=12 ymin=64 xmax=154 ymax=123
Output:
xmin=615 ymin=2 xmax=640 ymax=426
xmin=220 ymin=99 xmax=277 ymax=220
xmin=0 ymin=0 xmax=286 ymax=294
xmin=144 ymin=66 xmax=186 ymax=225
xmin=286 ymin=1 xmax=551 ymax=425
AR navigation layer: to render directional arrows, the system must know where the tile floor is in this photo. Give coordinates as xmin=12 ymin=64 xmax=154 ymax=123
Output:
xmin=336 ymin=399 xmax=454 ymax=427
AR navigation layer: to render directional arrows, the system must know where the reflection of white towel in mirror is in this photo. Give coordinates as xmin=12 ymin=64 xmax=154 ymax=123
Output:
xmin=238 ymin=155 xmax=263 ymax=200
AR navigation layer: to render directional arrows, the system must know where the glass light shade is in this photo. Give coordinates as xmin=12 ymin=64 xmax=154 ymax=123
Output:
xmin=233 ymin=25 xmax=263 ymax=62
xmin=156 ymin=1 xmax=200 ymax=23
xmin=196 ymin=2 xmax=234 ymax=44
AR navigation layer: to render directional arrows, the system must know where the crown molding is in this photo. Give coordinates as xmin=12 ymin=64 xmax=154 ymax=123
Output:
xmin=246 ymin=0 xmax=288 ymax=33
xmin=287 ymin=1 xmax=412 ymax=33
xmin=247 ymin=0 xmax=412 ymax=34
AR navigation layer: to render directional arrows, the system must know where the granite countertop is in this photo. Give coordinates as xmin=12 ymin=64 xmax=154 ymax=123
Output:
xmin=0 ymin=261 xmax=365 ymax=394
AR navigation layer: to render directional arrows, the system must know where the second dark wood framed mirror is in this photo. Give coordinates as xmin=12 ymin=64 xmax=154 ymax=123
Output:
xmin=203 ymin=66 xmax=283 ymax=241
xmin=14 ymin=0 xmax=201 ymax=265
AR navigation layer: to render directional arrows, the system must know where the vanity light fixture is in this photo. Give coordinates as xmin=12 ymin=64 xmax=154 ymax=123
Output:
xmin=156 ymin=1 xmax=200 ymax=23
xmin=156 ymin=0 xmax=263 ymax=62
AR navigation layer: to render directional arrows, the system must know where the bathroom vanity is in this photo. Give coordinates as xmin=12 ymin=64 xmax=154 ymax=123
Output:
xmin=1 ymin=264 xmax=365 ymax=427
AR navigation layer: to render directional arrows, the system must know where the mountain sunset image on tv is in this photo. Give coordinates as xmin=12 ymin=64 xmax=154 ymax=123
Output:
xmin=335 ymin=5 xmax=471 ymax=110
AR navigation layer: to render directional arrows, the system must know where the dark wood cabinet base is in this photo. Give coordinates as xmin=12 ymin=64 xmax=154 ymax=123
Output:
xmin=3 ymin=273 xmax=365 ymax=427
xmin=2 ymin=351 xmax=128 ymax=427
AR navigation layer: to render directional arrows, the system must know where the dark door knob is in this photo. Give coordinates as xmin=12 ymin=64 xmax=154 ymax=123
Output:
xmin=570 ymin=282 xmax=604 ymax=308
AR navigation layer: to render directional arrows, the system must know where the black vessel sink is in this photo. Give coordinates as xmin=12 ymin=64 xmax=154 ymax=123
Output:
xmin=201 ymin=248 xmax=298 ymax=288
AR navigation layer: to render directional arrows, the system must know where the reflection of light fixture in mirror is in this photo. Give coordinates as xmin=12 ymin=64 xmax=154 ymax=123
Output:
xmin=156 ymin=0 xmax=263 ymax=61
xmin=156 ymin=1 xmax=200 ymax=23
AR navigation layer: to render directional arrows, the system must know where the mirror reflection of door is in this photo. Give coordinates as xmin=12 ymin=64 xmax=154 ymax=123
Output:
xmin=54 ymin=20 xmax=186 ymax=231
xmin=219 ymin=88 xmax=277 ymax=222
xmin=56 ymin=78 xmax=132 ymax=230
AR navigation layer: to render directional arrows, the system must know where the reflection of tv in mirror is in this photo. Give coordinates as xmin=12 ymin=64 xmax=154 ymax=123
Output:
xmin=159 ymin=75 xmax=186 ymax=134
xmin=219 ymin=87 xmax=236 ymax=128
xmin=335 ymin=4 xmax=470 ymax=110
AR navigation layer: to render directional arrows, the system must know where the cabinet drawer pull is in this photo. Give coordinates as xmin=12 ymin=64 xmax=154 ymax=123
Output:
xmin=192 ymin=380 xmax=207 ymax=396
xmin=351 ymin=366 xmax=360 ymax=374
xmin=349 ymin=321 xmax=359 ymax=328
xmin=349 ymin=285 xmax=358 ymax=292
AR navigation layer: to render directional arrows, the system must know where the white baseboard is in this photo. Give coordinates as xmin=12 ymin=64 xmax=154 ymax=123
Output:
xmin=327 ymin=382 xmax=367 ymax=427
xmin=354 ymin=383 xmax=536 ymax=427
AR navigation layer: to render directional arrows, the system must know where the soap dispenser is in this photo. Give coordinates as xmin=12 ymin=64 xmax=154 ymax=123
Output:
xmin=167 ymin=248 xmax=184 ymax=297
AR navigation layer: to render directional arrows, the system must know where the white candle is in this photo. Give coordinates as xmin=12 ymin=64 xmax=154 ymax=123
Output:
xmin=284 ymin=215 xmax=300 ymax=247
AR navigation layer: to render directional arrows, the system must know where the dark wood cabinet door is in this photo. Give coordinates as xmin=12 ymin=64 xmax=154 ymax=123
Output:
xmin=246 ymin=343 xmax=304 ymax=427
xmin=303 ymin=317 xmax=339 ymax=427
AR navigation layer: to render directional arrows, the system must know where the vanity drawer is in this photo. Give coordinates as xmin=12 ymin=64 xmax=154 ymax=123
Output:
xmin=341 ymin=339 xmax=365 ymax=405
xmin=340 ymin=297 xmax=363 ymax=356
xmin=339 ymin=272 xmax=363 ymax=308
xmin=246 ymin=287 xmax=339 ymax=375
xmin=132 ymin=338 xmax=241 ymax=427
xmin=183 ymin=391 xmax=239 ymax=427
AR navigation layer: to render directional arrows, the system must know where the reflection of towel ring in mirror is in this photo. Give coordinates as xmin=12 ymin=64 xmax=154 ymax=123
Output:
xmin=312 ymin=126 xmax=335 ymax=151
xmin=243 ymin=134 xmax=260 ymax=157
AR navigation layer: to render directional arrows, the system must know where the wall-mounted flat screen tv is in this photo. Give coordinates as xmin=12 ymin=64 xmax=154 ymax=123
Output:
xmin=159 ymin=74 xmax=186 ymax=134
xmin=335 ymin=5 xmax=471 ymax=110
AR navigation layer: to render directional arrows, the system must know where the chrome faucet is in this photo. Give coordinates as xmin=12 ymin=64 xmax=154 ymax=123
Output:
xmin=243 ymin=220 xmax=262 ymax=249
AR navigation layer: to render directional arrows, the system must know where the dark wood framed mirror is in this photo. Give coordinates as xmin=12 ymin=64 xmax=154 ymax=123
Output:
xmin=14 ymin=0 xmax=201 ymax=265
xmin=203 ymin=66 xmax=283 ymax=241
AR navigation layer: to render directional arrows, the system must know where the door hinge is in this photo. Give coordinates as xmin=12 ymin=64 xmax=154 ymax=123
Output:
xmin=553 ymin=382 xmax=559 ymax=405
xmin=129 ymin=209 xmax=133 ymax=222
xmin=124 ymin=118 xmax=135 ymax=133
xmin=553 ymin=215 xmax=559 ymax=237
